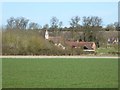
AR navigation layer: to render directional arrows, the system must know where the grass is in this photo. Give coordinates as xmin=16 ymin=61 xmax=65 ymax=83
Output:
xmin=2 ymin=58 xmax=118 ymax=88
xmin=96 ymin=45 xmax=119 ymax=56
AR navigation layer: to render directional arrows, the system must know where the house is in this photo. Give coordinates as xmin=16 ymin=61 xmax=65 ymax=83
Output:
xmin=65 ymin=41 xmax=96 ymax=52
xmin=107 ymin=37 xmax=119 ymax=45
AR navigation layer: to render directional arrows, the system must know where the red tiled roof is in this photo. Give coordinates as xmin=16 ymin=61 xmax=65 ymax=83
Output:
xmin=65 ymin=41 xmax=96 ymax=50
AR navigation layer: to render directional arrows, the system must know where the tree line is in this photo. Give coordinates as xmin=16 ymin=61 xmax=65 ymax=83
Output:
xmin=4 ymin=16 xmax=119 ymax=31
xmin=2 ymin=16 xmax=119 ymax=55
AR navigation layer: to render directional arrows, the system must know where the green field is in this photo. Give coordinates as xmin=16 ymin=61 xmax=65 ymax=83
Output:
xmin=2 ymin=58 xmax=118 ymax=88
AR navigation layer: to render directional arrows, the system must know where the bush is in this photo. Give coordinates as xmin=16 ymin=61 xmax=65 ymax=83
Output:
xmin=2 ymin=29 xmax=85 ymax=55
xmin=2 ymin=30 xmax=54 ymax=55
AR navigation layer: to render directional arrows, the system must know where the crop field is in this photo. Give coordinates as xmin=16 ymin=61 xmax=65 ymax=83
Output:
xmin=2 ymin=58 xmax=118 ymax=88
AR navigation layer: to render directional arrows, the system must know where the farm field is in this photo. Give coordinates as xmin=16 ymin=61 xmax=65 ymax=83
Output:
xmin=2 ymin=58 xmax=118 ymax=88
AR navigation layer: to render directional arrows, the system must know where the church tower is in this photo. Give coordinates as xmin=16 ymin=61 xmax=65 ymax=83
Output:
xmin=45 ymin=30 xmax=49 ymax=40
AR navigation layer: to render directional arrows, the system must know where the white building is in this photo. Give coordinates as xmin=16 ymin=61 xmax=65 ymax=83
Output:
xmin=45 ymin=30 xmax=49 ymax=39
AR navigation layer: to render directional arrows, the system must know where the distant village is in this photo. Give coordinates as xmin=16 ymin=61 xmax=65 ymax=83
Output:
xmin=44 ymin=30 xmax=119 ymax=54
xmin=45 ymin=30 xmax=96 ymax=51
xmin=2 ymin=16 xmax=120 ymax=55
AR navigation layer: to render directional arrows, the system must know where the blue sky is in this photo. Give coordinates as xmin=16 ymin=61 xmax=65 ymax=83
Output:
xmin=2 ymin=2 xmax=118 ymax=27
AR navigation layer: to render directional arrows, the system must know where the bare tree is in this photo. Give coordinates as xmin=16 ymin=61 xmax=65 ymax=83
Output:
xmin=43 ymin=24 xmax=49 ymax=30
xmin=69 ymin=16 xmax=80 ymax=39
xmin=82 ymin=16 xmax=102 ymax=42
xmin=7 ymin=17 xmax=16 ymax=29
xmin=29 ymin=22 xmax=39 ymax=30
xmin=82 ymin=16 xmax=102 ymax=28
xmin=15 ymin=17 xmax=29 ymax=30
xmin=50 ymin=16 xmax=59 ymax=29
xmin=58 ymin=21 xmax=63 ymax=30
xmin=50 ymin=16 xmax=59 ymax=37
xmin=91 ymin=16 xmax=102 ymax=27
xmin=82 ymin=16 xmax=90 ymax=28
xmin=69 ymin=16 xmax=80 ymax=28
xmin=7 ymin=17 xmax=29 ymax=30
